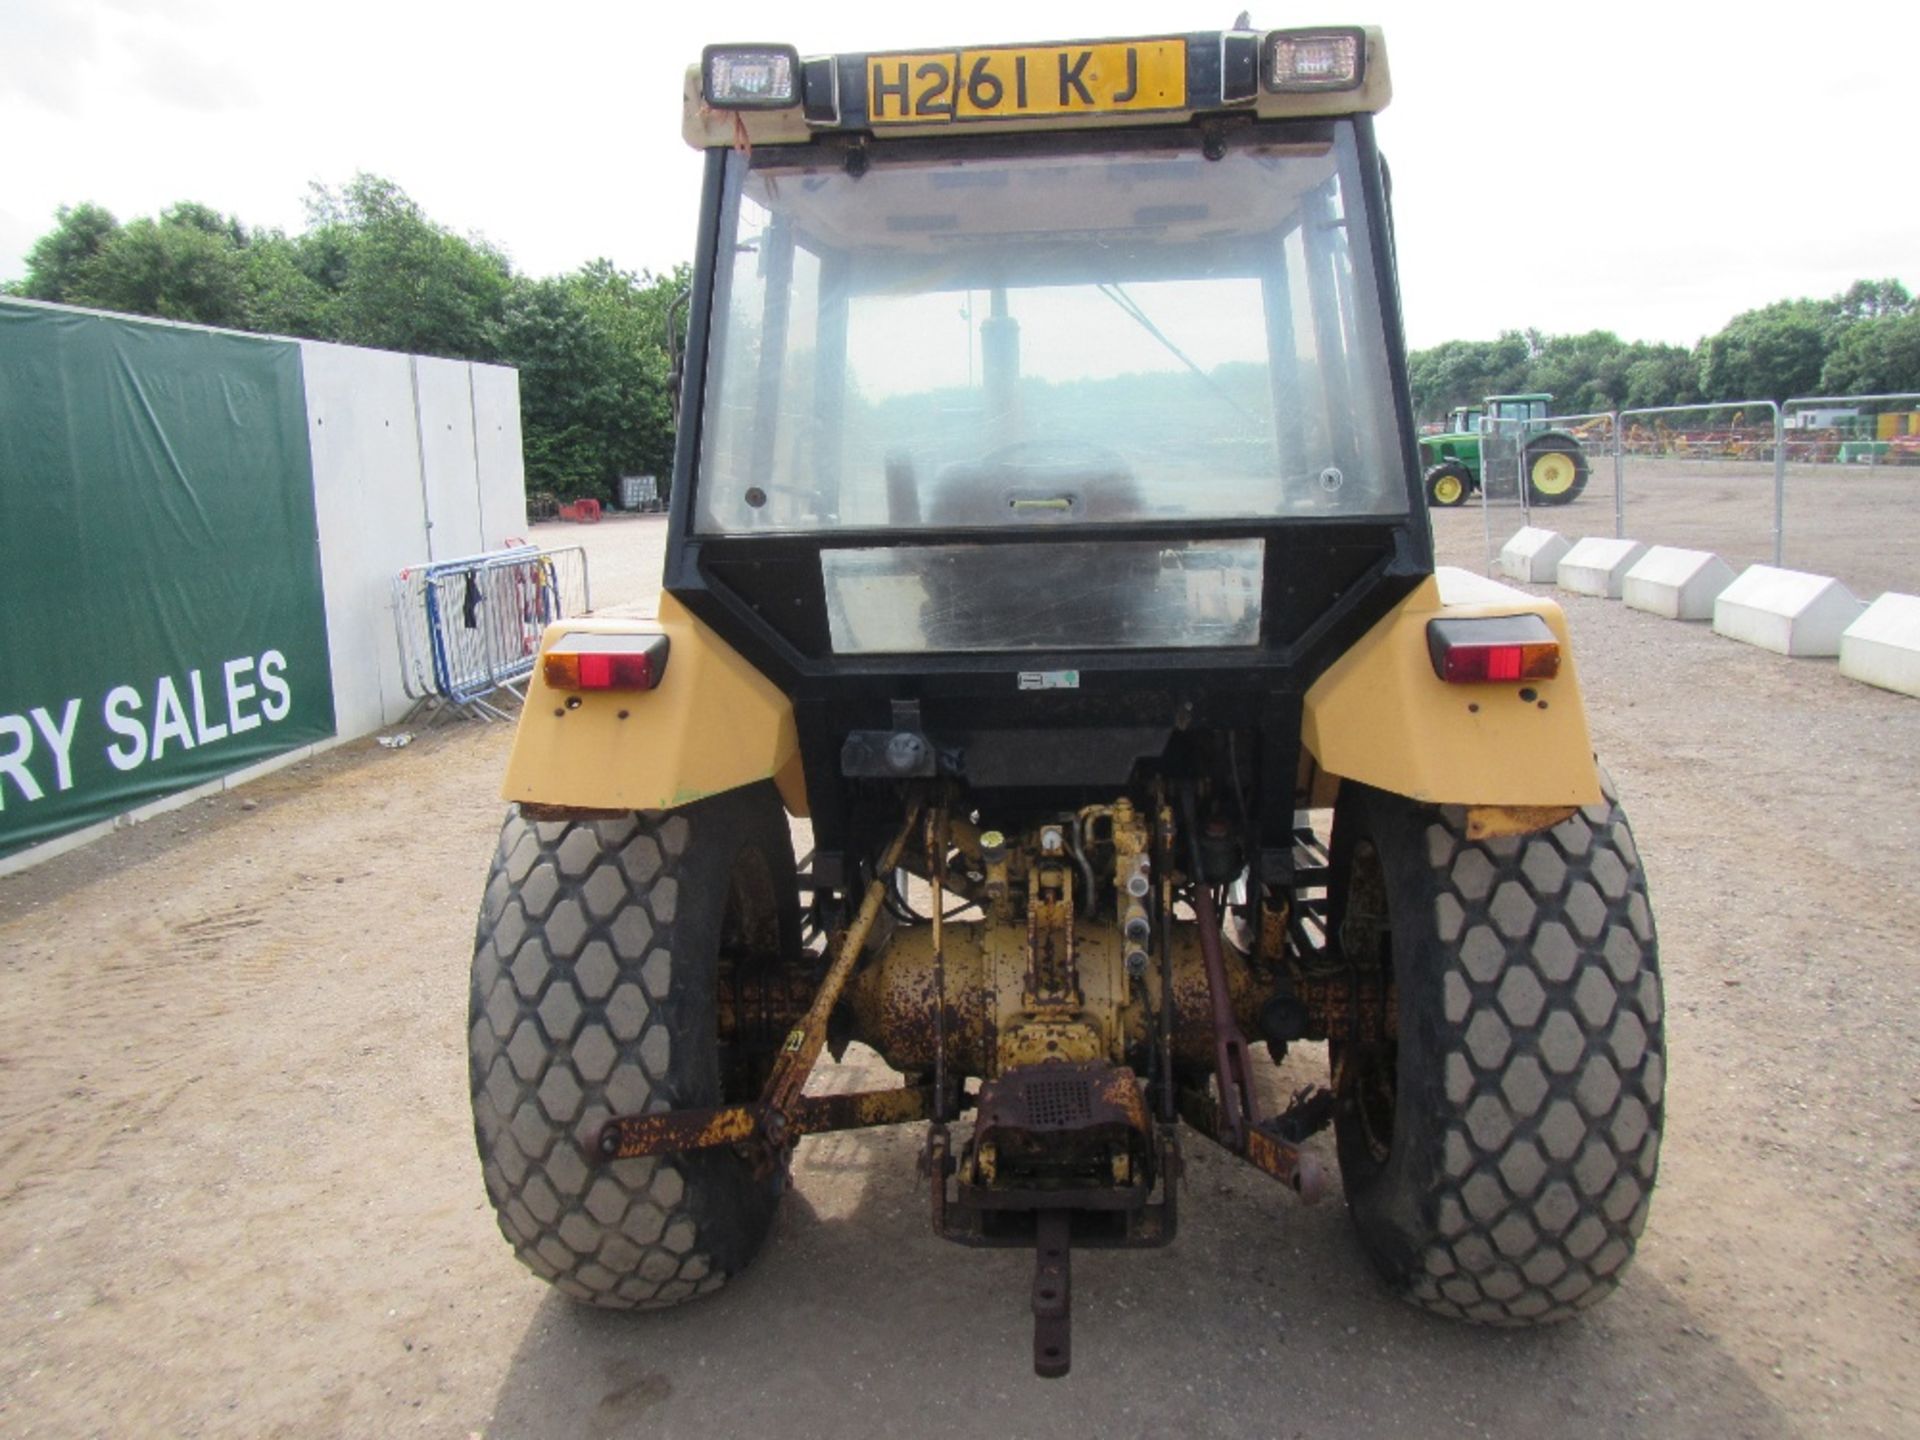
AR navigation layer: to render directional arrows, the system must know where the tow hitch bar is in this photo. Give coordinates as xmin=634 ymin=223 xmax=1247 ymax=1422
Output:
xmin=1032 ymin=1210 xmax=1072 ymax=1378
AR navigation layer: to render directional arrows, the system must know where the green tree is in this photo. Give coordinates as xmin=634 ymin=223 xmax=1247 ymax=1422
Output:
xmin=1526 ymin=331 xmax=1637 ymax=413
xmin=491 ymin=277 xmax=626 ymax=497
xmin=1818 ymin=312 xmax=1920 ymax=395
xmin=1407 ymin=331 xmax=1531 ymax=419
xmin=66 ymin=210 xmax=253 ymax=327
xmin=566 ymin=259 xmax=684 ymax=484
xmin=304 ymin=174 xmax=511 ymax=359
xmin=1831 ymin=278 xmax=1913 ymax=324
xmin=1621 ymin=346 xmax=1701 ymax=410
xmin=1698 ymin=298 xmax=1832 ymax=402
xmin=241 ymin=231 xmax=334 ymax=337
xmin=11 ymin=203 xmax=121 ymax=301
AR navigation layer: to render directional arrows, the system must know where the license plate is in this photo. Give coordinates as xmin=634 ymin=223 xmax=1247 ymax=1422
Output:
xmin=866 ymin=40 xmax=1188 ymax=125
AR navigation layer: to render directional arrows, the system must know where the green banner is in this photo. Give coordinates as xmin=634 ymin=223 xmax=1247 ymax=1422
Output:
xmin=0 ymin=301 xmax=335 ymax=857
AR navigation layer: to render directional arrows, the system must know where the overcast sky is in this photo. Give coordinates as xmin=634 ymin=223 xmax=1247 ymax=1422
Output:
xmin=4 ymin=0 xmax=1914 ymax=351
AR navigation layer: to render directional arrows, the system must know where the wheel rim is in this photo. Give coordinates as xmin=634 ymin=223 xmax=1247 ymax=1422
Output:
xmin=1530 ymin=451 xmax=1577 ymax=496
xmin=1432 ymin=473 xmax=1464 ymax=505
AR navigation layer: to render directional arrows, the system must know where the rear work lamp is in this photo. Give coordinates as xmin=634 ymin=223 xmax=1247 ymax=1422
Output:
xmin=702 ymin=45 xmax=800 ymax=108
xmin=1426 ymin=615 xmax=1561 ymax=685
xmin=1263 ymin=29 xmax=1365 ymax=92
xmin=543 ymin=634 xmax=671 ymax=692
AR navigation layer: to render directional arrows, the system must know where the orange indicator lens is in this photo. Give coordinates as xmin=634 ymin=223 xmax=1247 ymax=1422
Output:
xmin=543 ymin=635 xmax=669 ymax=691
xmin=1426 ymin=615 xmax=1561 ymax=684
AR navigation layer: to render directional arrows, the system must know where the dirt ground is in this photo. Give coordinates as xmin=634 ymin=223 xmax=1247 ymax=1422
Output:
xmin=1 ymin=512 xmax=1917 ymax=1439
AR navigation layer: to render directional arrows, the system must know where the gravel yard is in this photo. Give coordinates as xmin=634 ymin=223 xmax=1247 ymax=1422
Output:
xmin=0 ymin=510 xmax=1915 ymax=1438
xmin=1467 ymin=458 xmax=1920 ymax=600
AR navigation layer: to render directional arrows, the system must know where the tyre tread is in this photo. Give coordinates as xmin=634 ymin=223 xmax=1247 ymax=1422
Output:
xmin=1407 ymin=791 xmax=1662 ymax=1323
xmin=468 ymin=803 xmax=766 ymax=1309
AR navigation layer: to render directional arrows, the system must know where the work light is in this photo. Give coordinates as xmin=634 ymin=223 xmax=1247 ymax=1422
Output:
xmin=1263 ymin=29 xmax=1365 ymax=92
xmin=702 ymin=45 xmax=800 ymax=108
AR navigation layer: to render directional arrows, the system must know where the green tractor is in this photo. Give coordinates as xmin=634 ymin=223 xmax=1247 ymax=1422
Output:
xmin=1419 ymin=394 xmax=1590 ymax=508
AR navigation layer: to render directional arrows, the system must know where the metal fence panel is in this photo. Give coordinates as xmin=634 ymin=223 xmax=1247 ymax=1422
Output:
xmin=1613 ymin=400 xmax=1785 ymax=572
xmin=1778 ymin=392 xmax=1920 ymax=598
xmin=392 ymin=545 xmax=591 ymax=720
xmin=1443 ymin=388 xmax=1919 ymax=595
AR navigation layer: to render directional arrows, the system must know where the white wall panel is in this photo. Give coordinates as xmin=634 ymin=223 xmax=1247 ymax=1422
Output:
xmin=470 ymin=363 xmax=530 ymax=546
xmin=412 ymin=356 xmax=486 ymax=561
xmin=301 ymin=341 xmax=431 ymax=736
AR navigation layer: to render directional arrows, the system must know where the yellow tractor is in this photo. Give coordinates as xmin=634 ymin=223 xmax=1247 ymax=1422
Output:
xmin=468 ymin=25 xmax=1663 ymax=1376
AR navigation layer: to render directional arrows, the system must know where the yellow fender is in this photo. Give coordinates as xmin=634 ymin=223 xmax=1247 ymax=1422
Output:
xmin=1303 ymin=567 xmax=1601 ymax=813
xmin=501 ymin=593 xmax=808 ymax=816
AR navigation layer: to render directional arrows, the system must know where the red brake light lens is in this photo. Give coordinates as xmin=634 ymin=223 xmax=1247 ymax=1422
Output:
xmin=1426 ymin=615 xmax=1560 ymax=684
xmin=543 ymin=634 xmax=670 ymax=691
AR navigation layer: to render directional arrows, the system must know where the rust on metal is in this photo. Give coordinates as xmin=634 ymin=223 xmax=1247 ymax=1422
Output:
xmin=516 ymin=802 xmax=629 ymax=822
xmin=761 ymin=801 xmax=923 ymax=1120
xmin=591 ymin=802 xmax=924 ymax=1165
xmin=1245 ymin=1125 xmax=1328 ymax=1203
xmin=1023 ymin=864 xmax=1080 ymax=1010
xmin=1465 ymin=803 xmax=1577 ymax=840
xmin=961 ymin=1061 xmax=1154 ymax=1209
xmin=929 ymin=804 xmax=950 ymax=1122
xmin=1178 ymin=1082 xmax=1330 ymax=1205
xmin=1293 ymin=973 xmax=1396 ymax=1045
xmin=1257 ymin=895 xmax=1290 ymax=965
xmin=790 ymin=1085 xmax=932 ymax=1136
xmin=1183 ymin=784 xmax=1259 ymax=1150
xmin=1032 ymin=1209 xmax=1072 ymax=1378
xmin=595 ymin=1103 xmax=759 ymax=1160
xmin=595 ymin=1086 xmax=935 ymax=1161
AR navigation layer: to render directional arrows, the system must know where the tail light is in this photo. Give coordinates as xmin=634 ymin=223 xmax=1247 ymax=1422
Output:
xmin=543 ymin=634 xmax=670 ymax=691
xmin=1426 ymin=615 xmax=1560 ymax=684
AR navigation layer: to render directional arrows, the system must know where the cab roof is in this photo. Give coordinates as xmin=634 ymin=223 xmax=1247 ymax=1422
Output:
xmin=684 ymin=27 xmax=1391 ymax=149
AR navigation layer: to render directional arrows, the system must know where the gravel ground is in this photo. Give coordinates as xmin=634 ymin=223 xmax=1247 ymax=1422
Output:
xmin=1466 ymin=458 xmax=1920 ymax=599
xmin=0 ymin=512 xmax=1915 ymax=1438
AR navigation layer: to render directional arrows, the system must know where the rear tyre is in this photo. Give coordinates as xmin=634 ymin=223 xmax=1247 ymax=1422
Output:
xmin=1425 ymin=461 xmax=1475 ymax=508
xmin=1524 ymin=435 xmax=1590 ymax=506
xmin=468 ymin=784 xmax=800 ymax=1308
xmin=1328 ymin=774 xmax=1664 ymax=1324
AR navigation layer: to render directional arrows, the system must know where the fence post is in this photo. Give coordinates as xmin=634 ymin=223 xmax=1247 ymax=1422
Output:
xmin=1771 ymin=402 xmax=1785 ymax=567
xmin=1612 ymin=411 xmax=1624 ymax=539
xmin=1479 ymin=450 xmax=1496 ymax=575
xmin=1513 ymin=417 xmax=1530 ymax=524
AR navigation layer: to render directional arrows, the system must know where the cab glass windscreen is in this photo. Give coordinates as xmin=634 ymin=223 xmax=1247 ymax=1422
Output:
xmin=694 ymin=122 xmax=1408 ymax=533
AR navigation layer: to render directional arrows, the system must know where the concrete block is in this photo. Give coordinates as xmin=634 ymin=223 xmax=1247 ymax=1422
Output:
xmin=1712 ymin=565 xmax=1866 ymax=657
xmin=1556 ymin=537 xmax=1648 ymax=599
xmin=1840 ymin=592 xmax=1920 ymax=698
xmin=1499 ymin=527 xmax=1570 ymax=584
xmin=1623 ymin=546 xmax=1737 ymax=620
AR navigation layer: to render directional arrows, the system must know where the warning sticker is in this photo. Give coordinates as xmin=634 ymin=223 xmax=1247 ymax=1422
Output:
xmin=1017 ymin=671 xmax=1080 ymax=691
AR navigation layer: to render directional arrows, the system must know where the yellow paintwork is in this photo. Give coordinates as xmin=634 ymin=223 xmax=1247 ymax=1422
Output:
xmin=1302 ymin=567 xmax=1602 ymax=808
xmin=683 ymin=26 xmax=1392 ymax=147
xmin=501 ymin=593 xmax=808 ymax=816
